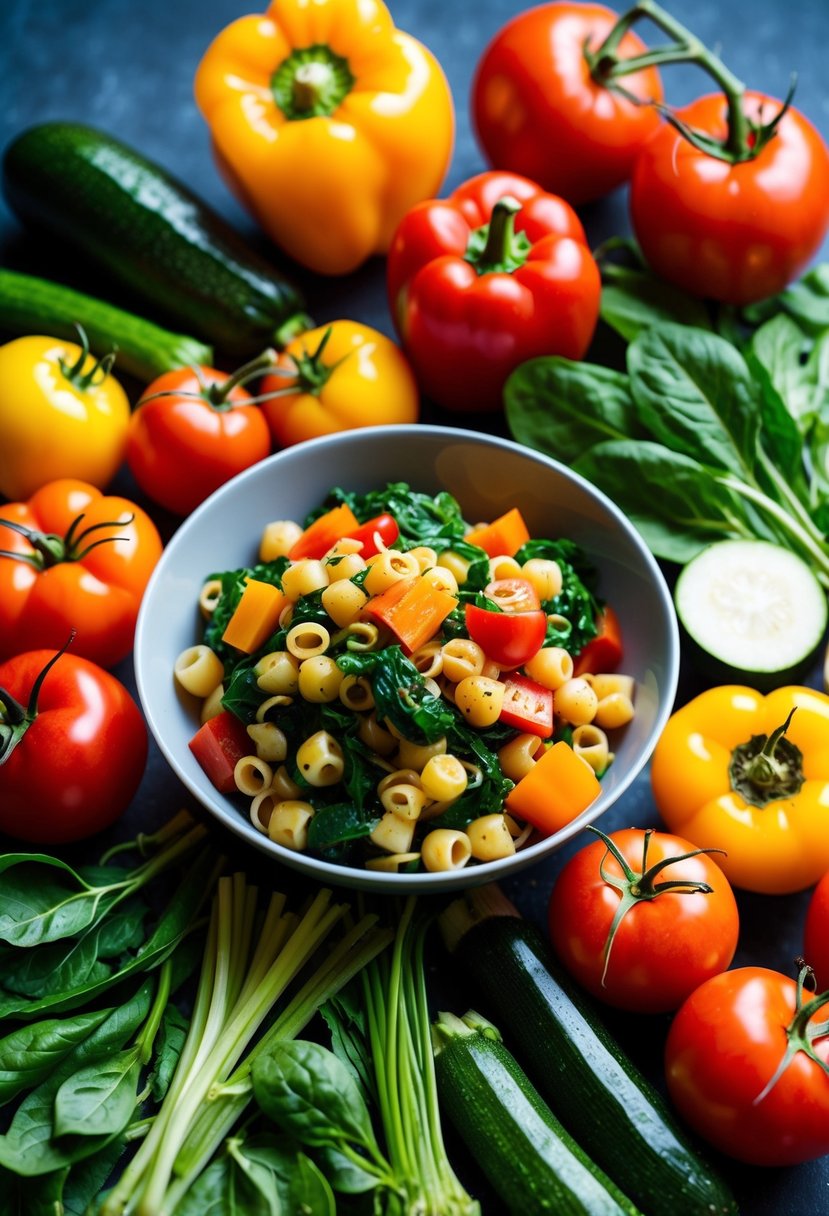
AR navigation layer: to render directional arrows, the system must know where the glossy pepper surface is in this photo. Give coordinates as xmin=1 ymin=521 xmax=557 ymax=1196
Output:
xmin=194 ymin=0 xmax=454 ymax=276
xmin=651 ymin=684 xmax=829 ymax=894
xmin=386 ymin=171 xmax=600 ymax=412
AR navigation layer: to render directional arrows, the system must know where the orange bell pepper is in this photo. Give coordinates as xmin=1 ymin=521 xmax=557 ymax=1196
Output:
xmin=505 ymin=740 xmax=601 ymax=835
xmin=194 ymin=0 xmax=455 ymax=276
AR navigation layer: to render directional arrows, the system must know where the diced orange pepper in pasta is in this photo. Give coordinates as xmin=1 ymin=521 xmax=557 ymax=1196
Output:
xmin=364 ymin=575 xmax=457 ymax=654
xmin=222 ymin=578 xmax=287 ymax=653
xmin=505 ymin=740 xmax=601 ymax=835
xmin=465 ymin=507 xmax=531 ymax=558
xmin=573 ymin=605 xmax=623 ymax=676
xmin=288 ymin=503 xmax=360 ymax=560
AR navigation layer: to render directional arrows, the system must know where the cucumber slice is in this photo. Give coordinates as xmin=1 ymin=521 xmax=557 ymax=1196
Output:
xmin=675 ymin=540 xmax=827 ymax=689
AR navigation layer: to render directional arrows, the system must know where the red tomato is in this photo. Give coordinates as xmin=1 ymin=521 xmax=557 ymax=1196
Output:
xmin=471 ymin=3 xmax=664 ymax=204
xmin=127 ymin=364 xmax=271 ymax=515
xmin=804 ymin=871 xmax=829 ymax=991
xmin=498 ymin=672 xmax=554 ymax=738
xmin=665 ymin=966 xmax=829 ymax=1165
xmin=465 ymin=603 xmax=547 ymax=668
xmin=0 ymin=647 xmax=147 ymax=844
xmin=347 ymin=514 xmax=400 ymax=558
xmin=0 ymin=479 xmax=162 ymax=668
xmin=630 ymin=92 xmax=829 ymax=305
xmin=548 ymin=828 xmax=739 ymax=1013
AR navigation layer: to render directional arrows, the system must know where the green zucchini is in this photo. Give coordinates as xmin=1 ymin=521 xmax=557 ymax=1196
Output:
xmin=675 ymin=538 xmax=827 ymax=690
xmin=0 ymin=267 xmax=212 ymax=383
xmin=440 ymin=887 xmax=739 ymax=1216
xmin=433 ymin=1011 xmax=643 ymax=1216
xmin=2 ymin=122 xmax=311 ymax=357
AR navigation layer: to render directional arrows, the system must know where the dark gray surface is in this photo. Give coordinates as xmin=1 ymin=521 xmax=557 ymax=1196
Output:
xmin=1 ymin=1 xmax=828 ymax=1212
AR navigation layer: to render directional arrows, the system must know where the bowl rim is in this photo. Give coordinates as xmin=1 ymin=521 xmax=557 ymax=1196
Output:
xmin=134 ymin=423 xmax=680 ymax=892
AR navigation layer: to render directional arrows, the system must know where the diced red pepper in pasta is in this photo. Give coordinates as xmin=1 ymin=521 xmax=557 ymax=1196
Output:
xmin=364 ymin=576 xmax=457 ymax=654
xmin=505 ymin=740 xmax=601 ymax=835
xmin=498 ymin=672 xmax=554 ymax=738
xmin=189 ymin=711 xmax=250 ymax=793
xmin=288 ymin=503 xmax=360 ymax=560
xmin=573 ymin=606 xmax=623 ymax=676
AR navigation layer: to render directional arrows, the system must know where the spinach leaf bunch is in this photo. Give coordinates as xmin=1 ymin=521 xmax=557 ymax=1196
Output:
xmin=506 ymin=305 xmax=829 ymax=586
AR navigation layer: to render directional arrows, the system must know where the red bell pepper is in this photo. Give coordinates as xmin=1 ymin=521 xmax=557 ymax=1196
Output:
xmin=386 ymin=170 xmax=600 ymax=412
xmin=189 ymin=711 xmax=250 ymax=794
xmin=498 ymin=672 xmax=554 ymax=738
xmin=573 ymin=606 xmax=623 ymax=676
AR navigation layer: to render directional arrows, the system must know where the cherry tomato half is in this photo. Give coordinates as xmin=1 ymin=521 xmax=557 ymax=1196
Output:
xmin=548 ymin=828 xmax=739 ymax=1013
xmin=465 ymin=603 xmax=547 ymax=668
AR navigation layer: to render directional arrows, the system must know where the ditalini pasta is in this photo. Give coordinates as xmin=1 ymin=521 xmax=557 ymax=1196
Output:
xmin=180 ymin=484 xmax=636 ymax=874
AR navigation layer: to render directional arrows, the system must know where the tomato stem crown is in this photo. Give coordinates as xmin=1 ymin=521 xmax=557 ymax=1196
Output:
xmin=590 ymin=826 xmax=723 ymax=988
xmin=585 ymin=0 xmax=791 ymax=163
xmin=754 ymin=963 xmax=829 ymax=1105
xmin=0 ymin=511 xmax=134 ymax=570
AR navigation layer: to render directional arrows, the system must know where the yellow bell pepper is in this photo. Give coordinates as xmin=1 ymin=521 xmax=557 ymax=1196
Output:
xmin=650 ymin=684 xmax=829 ymax=895
xmin=194 ymin=0 xmax=454 ymax=276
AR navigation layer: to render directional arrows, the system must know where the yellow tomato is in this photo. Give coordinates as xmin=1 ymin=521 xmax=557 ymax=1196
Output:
xmin=651 ymin=684 xmax=829 ymax=894
xmin=259 ymin=321 xmax=419 ymax=447
xmin=0 ymin=335 xmax=130 ymax=500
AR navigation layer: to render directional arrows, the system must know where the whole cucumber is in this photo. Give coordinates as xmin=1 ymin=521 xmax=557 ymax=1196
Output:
xmin=2 ymin=122 xmax=311 ymax=356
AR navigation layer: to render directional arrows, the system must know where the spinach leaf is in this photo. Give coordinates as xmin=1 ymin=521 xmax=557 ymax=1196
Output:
xmin=749 ymin=314 xmax=823 ymax=433
xmin=504 ymin=357 xmax=642 ymax=464
xmin=0 ymin=1165 xmax=68 ymax=1215
xmin=0 ymin=922 xmax=113 ymax=999
xmin=0 ymin=847 xmax=215 ymax=1019
xmin=173 ymin=1150 xmax=280 ymax=1216
xmin=0 ymin=980 xmax=152 ymax=1175
xmin=627 ymin=324 xmax=762 ymax=481
xmin=53 ymin=1046 xmax=141 ymax=1138
xmin=599 ymin=261 xmax=714 ymax=342
xmin=0 ymin=854 xmax=121 ymax=948
xmin=326 ymin=483 xmax=468 ymax=544
xmin=148 ymin=1003 xmax=189 ymax=1103
xmin=61 ymin=1137 xmax=127 ymax=1216
xmin=0 ymin=1006 xmax=112 ymax=1106
xmin=252 ymin=1039 xmax=377 ymax=1156
xmin=242 ymin=1133 xmax=338 ymax=1214
xmin=339 ymin=648 xmax=454 ymax=745
xmin=574 ymin=440 xmax=763 ymax=565
xmin=745 ymin=262 xmax=829 ymax=336
xmin=306 ymin=804 xmax=380 ymax=851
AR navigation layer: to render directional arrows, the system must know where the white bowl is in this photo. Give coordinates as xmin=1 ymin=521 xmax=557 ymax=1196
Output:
xmin=135 ymin=425 xmax=679 ymax=892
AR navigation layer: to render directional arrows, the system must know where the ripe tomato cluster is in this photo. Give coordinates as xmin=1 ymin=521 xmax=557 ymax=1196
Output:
xmin=547 ymin=821 xmax=829 ymax=1168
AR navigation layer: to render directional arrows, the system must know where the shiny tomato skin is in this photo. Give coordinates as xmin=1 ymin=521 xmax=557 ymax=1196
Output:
xmin=471 ymin=3 xmax=664 ymax=204
xmin=465 ymin=603 xmax=547 ymax=668
xmin=127 ymin=368 xmax=271 ymax=515
xmin=347 ymin=514 xmax=400 ymax=558
xmin=804 ymin=871 xmax=829 ymax=990
xmin=548 ymin=828 xmax=739 ymax=1013
xmin=483 ymin=577 xmax=541 ymax=614
xmin=0 ymin=480 xmax=162 ymax=668
xmin=665 ymin=967 xmax=829 ymax=1165
xmin=0 ymin=649 xmax=148 ymax=844
xmin=630 ymin=92 xmax=829 ymax=305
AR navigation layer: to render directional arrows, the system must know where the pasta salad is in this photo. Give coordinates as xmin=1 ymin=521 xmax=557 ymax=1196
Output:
xmin=175 ymin=484 xmax=635 ymax=874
